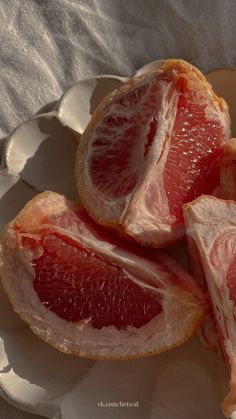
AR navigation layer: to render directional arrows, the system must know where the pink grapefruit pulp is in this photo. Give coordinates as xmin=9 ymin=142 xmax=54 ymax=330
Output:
xmin=1 ymin=191 xmax=205 ymax=359
xmin=76 ymin=59 xmax=230 ymax=247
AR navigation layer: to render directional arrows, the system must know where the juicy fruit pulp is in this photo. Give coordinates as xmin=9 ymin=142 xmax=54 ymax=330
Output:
xmin=1 ymin=192 xmax=205 ymax=359
xmin=90 ymin=80 xmax=224 ymax=218
xmin=89 ymin=78 xmax=165 ymax=199
xmin=164 ymin=88 xmax=224 ymax=221
xmin=32 ymin=232 xmax=162 ymax=329
xmin=76 ymin=59 xmax=230 ymax=247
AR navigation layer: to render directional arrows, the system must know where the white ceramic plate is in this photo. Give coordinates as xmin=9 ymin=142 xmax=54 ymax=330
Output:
xmin=0 ymin=61 xmax=235 ymax=419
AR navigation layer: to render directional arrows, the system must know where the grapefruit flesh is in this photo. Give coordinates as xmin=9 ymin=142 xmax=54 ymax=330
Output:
xmin=76 ymin=59 xmax=230 ymax=247
xmin=89 ymin=76 xmax=165 ymax=199
xmin=164 ymin=85 xmax=224 ymax=221
xmin=1 ymin=191 xmax=205 ymax=359
xmin=32 ymin=233 xmax=162 ymax=329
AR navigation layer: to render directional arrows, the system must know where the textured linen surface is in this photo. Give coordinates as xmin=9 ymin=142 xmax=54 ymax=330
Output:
xmin=0 ymin=0 xmax=236 ymax=417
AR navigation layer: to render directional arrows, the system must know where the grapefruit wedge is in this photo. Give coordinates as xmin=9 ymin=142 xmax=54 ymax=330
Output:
xmin=0 ymin=191 xmax=205 ymax=359
xmin=183 ymin=196 xmax=236 ymax=417
xmin=76 ymin=59 xmax=230 ymax=247
xmin=195 ymin=139 xmax=236 ymax=354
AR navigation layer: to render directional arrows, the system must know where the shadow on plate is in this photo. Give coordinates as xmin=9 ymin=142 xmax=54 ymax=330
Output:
xmin=36 ymin=101 xmax=58 ymax=115
xmin=5 ymin=115 xmax=79 ymax=201
xmin=20 ymin=117 xmax=78 ymax=201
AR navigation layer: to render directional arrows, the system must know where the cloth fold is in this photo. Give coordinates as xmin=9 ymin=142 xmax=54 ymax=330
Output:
xmin=1 ymin=1 xmax=236 ymax=417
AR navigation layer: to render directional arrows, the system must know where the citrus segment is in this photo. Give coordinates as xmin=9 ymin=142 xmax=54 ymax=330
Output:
xmin=76 ymin=59 xmax=230 ymax=247
xmin=33 ymin=233 xmax=162 ymax=329
xmin=1 ymin=191 xmax=205 ymax=359
xmin=88 ymin=75 xmax=167 ymax=199
xmin=184 ymin=196 xmax=236 ymax=417
xmin=164 ymin=86 xmax=225 ymax=221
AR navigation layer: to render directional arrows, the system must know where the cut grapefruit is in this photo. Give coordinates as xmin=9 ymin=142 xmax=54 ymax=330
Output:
xmin=76 ymin=59 xmax=230 ymax=248
xmin=193 ymin=138 xmax=236 ymax=356
xmin=0 ymin=191 xmax=205 ymax=359
xmin=184 ymin=195 xmax=236 ymax=417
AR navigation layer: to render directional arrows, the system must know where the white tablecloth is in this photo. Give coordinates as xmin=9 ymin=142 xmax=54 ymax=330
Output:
xmin=1 ymin=0 xmax=236 ymax=417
